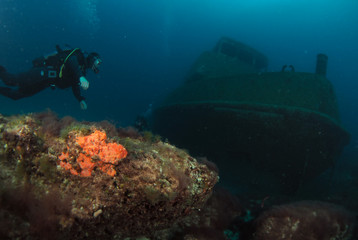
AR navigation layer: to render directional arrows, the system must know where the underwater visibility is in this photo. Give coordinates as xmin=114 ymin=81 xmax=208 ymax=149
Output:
xmin=1 ymin=1 xmax=358 ymax=239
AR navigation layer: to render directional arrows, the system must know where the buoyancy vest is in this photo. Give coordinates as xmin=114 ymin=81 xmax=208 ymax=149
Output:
xmin=32 ymin=47 xmax=85 ymax=78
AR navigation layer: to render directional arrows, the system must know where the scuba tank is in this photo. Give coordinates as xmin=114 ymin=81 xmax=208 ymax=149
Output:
xmin=31 ymin=45 xmax=74 ymax=68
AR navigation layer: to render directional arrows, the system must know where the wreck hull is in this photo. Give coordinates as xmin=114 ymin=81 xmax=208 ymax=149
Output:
xmin=152 ymin=71 xmax=350 ymax=193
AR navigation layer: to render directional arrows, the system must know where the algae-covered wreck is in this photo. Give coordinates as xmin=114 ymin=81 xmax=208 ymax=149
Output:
xmin=152 ymin=37 xmax=350 ymax=194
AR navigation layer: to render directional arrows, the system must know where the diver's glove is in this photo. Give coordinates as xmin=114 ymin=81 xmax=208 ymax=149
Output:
xmin=80 ymin=100 xmax=87 ymax=110
xmin=79 ymin=76 xmax=89 ymax=90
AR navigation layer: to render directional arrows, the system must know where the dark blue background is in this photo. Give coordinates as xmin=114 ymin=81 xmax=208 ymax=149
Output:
xmin=1 ymin=0 xmax=358 ymax=163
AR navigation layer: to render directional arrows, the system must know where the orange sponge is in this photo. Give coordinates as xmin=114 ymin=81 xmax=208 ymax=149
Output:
xmin=59 ymin=130 xmax=127 ymax=177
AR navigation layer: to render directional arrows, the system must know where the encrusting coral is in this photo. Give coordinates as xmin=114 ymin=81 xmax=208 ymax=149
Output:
xmin=58 ymin=130 xmax=127 ymax=177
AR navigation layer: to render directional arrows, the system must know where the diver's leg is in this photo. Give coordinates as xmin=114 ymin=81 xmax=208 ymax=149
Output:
xmin=0 ymin=67 xmax=48 ymax=100
xmin=0 ymin=66 xmax=18 ymax=86
xmin=0 ymin=67 xmax=47 ymax=87
xmin=0 ymin=83 xmax=44 ymax=100
xmin=15 ymin=68 xmax=47 ymax=86
xmin=0 ymin=87 xmax=27 ymax=100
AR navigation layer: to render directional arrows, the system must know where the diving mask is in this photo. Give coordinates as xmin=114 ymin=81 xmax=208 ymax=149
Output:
xmin=92 ymin=57 xmax=102 ymax=74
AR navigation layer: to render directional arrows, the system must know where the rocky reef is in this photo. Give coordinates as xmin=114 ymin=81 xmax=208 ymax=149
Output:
xmin=252 ymin=201 xmax=355 ymax=240
xmin=0 ymin=111 xmax=218 ymax=239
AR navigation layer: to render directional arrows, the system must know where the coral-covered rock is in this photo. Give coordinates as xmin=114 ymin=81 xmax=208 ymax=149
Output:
xmin=0 ymin=112 xmax=218 ymax=239
xmin=252 ymin=201 xmax=355 ymax=240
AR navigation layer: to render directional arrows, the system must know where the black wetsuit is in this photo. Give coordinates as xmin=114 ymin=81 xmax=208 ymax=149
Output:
xmin=0 ymin=49 xmax=86 ymax=102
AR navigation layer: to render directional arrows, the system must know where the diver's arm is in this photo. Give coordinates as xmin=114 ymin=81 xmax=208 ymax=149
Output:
xmin=71 ymin=83 xmax=87 ymax=109
xmin=67 ymin=56 xmax=89 ymax=90
xmin=67 ymin=56 xmax=84 ymax=81
xmin=71 ymin=83 xmax=85 ymax=101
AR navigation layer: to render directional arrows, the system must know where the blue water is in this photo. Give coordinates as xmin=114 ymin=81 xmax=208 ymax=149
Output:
xmin=1 ymin=0 xmax=358 ymax=237
xmin=1 ymin=0 xmax=357 ymax=127
xmin=1 ymin=0 xmax=358 ymax=169
xmin=1 ymin=0 xmax=357 ymax=172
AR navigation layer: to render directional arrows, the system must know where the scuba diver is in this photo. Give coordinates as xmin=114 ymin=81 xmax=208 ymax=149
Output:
xmin=0 ymin=45 xmax=102 ymax=110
